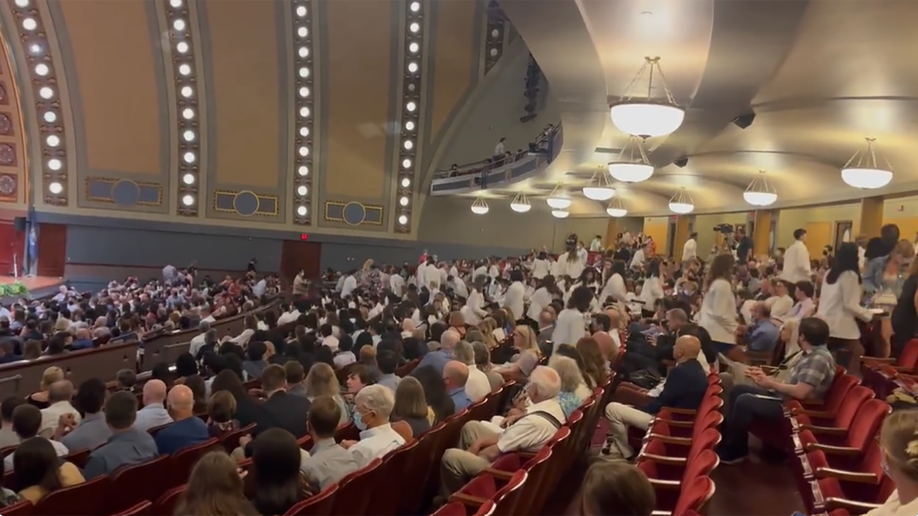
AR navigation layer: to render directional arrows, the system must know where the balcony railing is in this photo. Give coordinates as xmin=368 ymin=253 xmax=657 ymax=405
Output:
xmin=429 ymin=124 xmax=563 ymax=195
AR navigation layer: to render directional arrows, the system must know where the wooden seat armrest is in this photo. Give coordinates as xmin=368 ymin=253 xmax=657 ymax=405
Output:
xmin=862 ymin=357 xmax=897 ymax=364
xmin=648 ymin=478 xmax=682 ymax=489
xmin=889 ymin=365 xmax=916 ymax=373
xmin=482 ymin=468 xmax=514 ymax=481
xmin=661 ymin=407 xmax=697 ymax=415
xmin=805 ymin=442 xmax=861 ymax=456
xmin=639 ymin=452 xmax=686 ymax=465
xmin=800 ymin=398 xmax=825 ymax=407
xmin=449 ymin=493 xmax=488 ymax=507
xmin=815 ymin=467 xmax=879 ymax=484
xmin=790 ymin=407 xmax=832 ymax=419
xmin=825 ymin=497 xmax=882 ymax=512
xmin=800 ymin=424 xmax=847 ymax=436
xmin=659 ymin=419 xmax=694 ymax=428
xmin=644 ymin=434 xmax=692 ymax=446
xmin=650 ymin=511 xmax=672 ymax=516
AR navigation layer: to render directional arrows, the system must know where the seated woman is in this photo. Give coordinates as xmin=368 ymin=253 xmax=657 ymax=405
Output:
xmin=413 ymin=365 xmax=455 ymax=425
xmin=248 ymin=428 xmax=312 ymax=515
xmin=579 ymin=461 xmax=655 ymax=516
xmin=390 ymin=377 xmax=431 ymax=440
xmin=176 ymin=451 xmax=258 ymax=515
xmin=448 ymin=311 xmax=467 ymax=338
xmin=27 ymin=367 xmax=63 ymax=409
xmin=548 ymin=355 xmax=592 ymax=418
xmin=492 ymin=326 xmax=540 ymax=383
xmin=207 ymin=390 xmax=240 ymax=437
xmin=304 ymin=363 xmax=350 ymax=425
xmin=15 ymin=437 xmax=85 ymax=504
xmin=0 ymin=452 xmax=20 ymax=507
xmin=183 ymin=374 xmax=208 ymax=415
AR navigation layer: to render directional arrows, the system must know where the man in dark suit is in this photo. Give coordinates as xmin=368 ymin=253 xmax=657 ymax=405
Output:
xmin=253 ymin=364 xmax=311 ymax=438
xmin=601 ymin=335 xmax=708 ymax=459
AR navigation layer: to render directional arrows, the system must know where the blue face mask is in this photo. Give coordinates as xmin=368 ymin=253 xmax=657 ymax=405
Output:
xmin=354 ymin=410 xmax=367 ymax=431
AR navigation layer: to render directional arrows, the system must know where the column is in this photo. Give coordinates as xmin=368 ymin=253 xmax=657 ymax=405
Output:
xmin=605 ymin=218 xmax=618 ymax=248
xmin=859 ymin=196 xmax=884 ymax=239
xmin=753 ymin=209 xmax=773 ymax=257
xmin=673 ymin=216 xmax=691 ymax=260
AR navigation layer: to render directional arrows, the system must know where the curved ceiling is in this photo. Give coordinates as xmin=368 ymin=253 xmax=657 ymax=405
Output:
xmin=495 ymin=0 xmax=915 ymax=216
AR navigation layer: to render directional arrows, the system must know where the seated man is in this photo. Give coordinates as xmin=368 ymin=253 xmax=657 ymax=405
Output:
xmin=742 ymin=302 xmax=780 ymax=353
xmin=443 ymin=361 xmax=472 ymax=413
xmin=83 ymin=391 xmax=158 ymax=478
xmin=5 ymin=404 xmax=68 ymax=470
xmin=341 ymin=385 xmax=405 ymax=468
xmin=602 ymin=335 xmax=708 ymax=460
xmin=153 ymin=385 xmax=210 ymax=455
xmin=440 ymin=366 xmax=566 ymax=495
xmin=300 ymin=395 xmax=359 ymax=489
xmin=39 ymin=380 xmax=81 ymax=438
xmin=717 ymin=317 xmax=836 ymax=464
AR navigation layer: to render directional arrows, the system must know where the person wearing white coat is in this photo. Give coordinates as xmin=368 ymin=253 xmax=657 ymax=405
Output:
xmin=553 ymin=285 xmax=593 ymax=351
xmin=553 ymin=251 xmax=585 ymax=282
xmin=530 ymin=252 xmax=553 ymax=280
xmin=461 ymin=277 xmax=489 ymax=326
xmin=816 ymin=242 xmax=874 ymax=372
xmin=682 ymin=232 xmax=698 ymax=262
xmin=638 ymin=259 xmax=665 ymax=318
xmin=599 ymin=261 xmax=628 ymax=306
xmin=781 ymin=229 xmax=812 ymax=283
xmin=501 ymin=270 xmax=526 ymax=322
xmin=698 ymin=254 xmax=740 ymax=356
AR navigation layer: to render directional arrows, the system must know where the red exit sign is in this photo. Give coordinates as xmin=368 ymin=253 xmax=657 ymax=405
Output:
xmin=300 ymin=233 xmax=309 ymax=241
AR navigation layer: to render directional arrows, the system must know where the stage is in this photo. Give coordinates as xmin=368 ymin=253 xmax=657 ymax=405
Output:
xmin=0 ymin=276 xmax=65 ymax=304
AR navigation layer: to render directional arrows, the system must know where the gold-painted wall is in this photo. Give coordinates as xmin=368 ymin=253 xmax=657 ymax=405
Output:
xmin=428 ymin=0 xmax=476 ymax=144
xmin=206 ymin=0 xmax=279 ymax=189
xmin=324 ymin=0 xmax=394 ymax=199
xmin=62 ymin=0 xmax=161 ymax=175
xmin=776 ymin=204 xmax=860 ymax=249
xmin=644 ymin=216 xmax=669 ymax=256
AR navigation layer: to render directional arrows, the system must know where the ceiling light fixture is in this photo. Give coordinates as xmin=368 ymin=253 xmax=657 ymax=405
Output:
xmin=606 ymin=196 xmax=627 ymax=217
xmin=582 ymin=170 xmax=616 ymax=201
xmin=841 ymin=137 xmax=893 ymax=190
xmin=744 ymin=170 xmax=778 ymax=206
xmin=610 ymin=56 xmax=684 ymax=138
xmin=471 ymin=196 xmax=489 ymax=215
xmin=509 ymin=192 xmax=531 ymax=213
xmin=546 ymin=183 xmax=571 ymax=209
xmin=551 ymin=210 xmax=569 ymax=219
xmin=607 ymin=136 xmax=654 ymax=183
xmin=668 ymin=187 xmax=694 ymax=214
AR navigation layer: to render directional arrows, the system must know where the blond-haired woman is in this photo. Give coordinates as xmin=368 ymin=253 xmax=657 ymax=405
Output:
xmin=494 ymin=325 xmax=541 ymax=382
xmin=867 ymin=239 xmax=916 ymax=357
xmin=548 ymin=355 xmax=591 ymax=418
xmin=27 ymin=367 xmax=64 ymax=409
xmin=304 ymin=363 xmax=349 ymax=424
xmin=864 ymin=410 xmax=918 ymax=516
xmin=478 ymin=318 xmax=499 ymax=349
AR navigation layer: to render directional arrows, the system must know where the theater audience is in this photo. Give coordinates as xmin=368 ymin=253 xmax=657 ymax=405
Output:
xmin=440 ymin=366 xmax=565 ymax=495
xmin=375 ymin=350 xmax=402 ymax=392
xmin=548 ymin=355 xmax=592 ymax=417
xmin=454 ymin=341 xmax=489 ymax=402
xmin=252 ymin=364 xmax=311 ymax=438
xmin=391 ymin=376 xmax=432 ymax=439
xmin=15 ymin=436 xmax=84 ymax=504
xmin=114 ymin=369 xmax=137 ymax=393
xmin=38 ymin=380 xmax=80 ymax=439
xmin=341 ymin=384 xmax=405 ymax=467
xmin=579 ymin=461 xmax=655 ymax=516
xmin=154 ymin=384 xmax=209 ymax=455
xmin=414 ymin=365 xmax=455 ymax=425
xmin=5 ymin=404 xmax=68 ymax=470
xmin=0 ymin=396 xmax=23 ymax=448
xmin=443 ymin=361 xmax=472 ymax=413
xmin=175 ymin=451 xmax=258 ymax=515
xmin=207 ymin=391 xmax=240 ymax=437
xmin=304 ymin=363 xmax=349 ymax=425
xmin=26 ymin=366 xmax=63 ymax=410
xmin=134 ymin=379 xmax=173 ymax=432
xmin=82 ymin=391 xmax=158 ymax=478
xmin=300 ymin=396 xmax=359 ymax=489
xmin=58 ymin=378 xmax=110 ymax=451
xmin=249 ymin=428 xmax=311 ymax=515
xmin=211 ymin=370 xmax=260 ymax=428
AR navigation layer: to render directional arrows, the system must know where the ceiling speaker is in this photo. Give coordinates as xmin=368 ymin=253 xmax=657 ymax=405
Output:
xmin=732 ymin=113 xmax=756 ymax=129
xmin=673 ymin=157 xmax=688 ymax=168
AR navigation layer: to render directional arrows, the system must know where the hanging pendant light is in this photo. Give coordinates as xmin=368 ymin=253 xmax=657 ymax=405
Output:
xmin=470 ymin=196 xmax=489 ymax=215
xmin=606 ymin=196 xmax=627 ymax=217
xmin=546 ymin=183 xmax=571 ymax=209
xmin=551 ymin=210 xmax=569 ymax=219
xmin=841 ymin=137 xmax=894 ymax=189
xmin=668 ymin=188 xmax=694 ymax=214
xmin=744 ymin=170 xmax=778 ymax=206
xmin=509 ymin=192 xmax=532 ymax=213
xmin=582 ymin=170 xmax=616 ymax=201
xmin=610 ymin=56 xmax=685 ymax=138
xmin=607 ymin=136 xmax=654 ymax=183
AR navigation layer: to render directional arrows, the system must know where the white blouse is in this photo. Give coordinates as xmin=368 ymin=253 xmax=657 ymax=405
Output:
xmin=553 ymin=308 xmax=587 ymax=349
xmin=527 ymin=287 xmax=553 ymax=321
xmin=599 ymin=273 xmax=627 ymax=304
xmin=817 ymin=270 xmax=873 ymax=340
xmin=698 ymin=278 xmax=738 ymax=344
xmin=531 ymin=259 xmax=552 ymax=280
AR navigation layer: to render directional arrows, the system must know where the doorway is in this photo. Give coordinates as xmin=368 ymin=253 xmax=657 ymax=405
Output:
xmin=666 ymin=219 xmax=677 ymax=258
xmin=280 ymin=240 xmax=322 ymax=281
xmin=834 ymin=221 xmax=853 ymax=253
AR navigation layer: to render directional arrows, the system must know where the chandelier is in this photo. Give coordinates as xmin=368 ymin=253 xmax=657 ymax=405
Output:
xmin=668 ymin=188 xmax=694 ymax=214
xmin=509 ymin=192 xmax=531 ymax=213
xmin=608 ymin=136 xmax=654 ymax=183
xmin=841 ymin=137 xmax=893 ymax=189
xmin=551 ymin=210 xmax=569 ymax=219
xmin=470 ymin=196 xmax=489 ymax=215
xmin=582 ymin=170 xmax=616 ymax=201
xmin=546 ymin=183 xmax=571 ymax=209
xmin=610 ymin=56 xmax=685 ymax=138
xmin=744 ymin=170 xmax=778 ymax=206
xmin=606 ymin=196 xmax=627 ymax=217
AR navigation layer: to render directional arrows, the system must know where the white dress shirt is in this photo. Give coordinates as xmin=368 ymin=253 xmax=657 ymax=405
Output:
xmin=630 ymin=249 xmax=646 ymax=269
xmin=5 ymin=438 xmax=68 ymax=470
xmin=599 ymin=273 xmax=627 ymax=304
xmin=277 ymin=309 xmax=301 ymax=325
xmin=189 ymin=332 xmax=208 ymax=357
xmin=553 ymin=308 xmax=586 ymax=349
xmin=781 ymin=240 xmax=812 ymax=283
xmin=766 ymin=294 xmax=795 ymax=322
xmin=698 ymin=278 xmax=738 ymax=344
xmin=452 ymin=277 xmax=469 ymax=299
xmin=496 ymin=399 xmax=567 ymax=453
xmin=39 ymin=401 xmax=81 ymax=438
xmin=390 ymin=274 xmax=405 ymax=296
xmin=350 ymin=423 xmax=406 ymax=468
xmin=465 ymin=365 xmax=491 ymax=402
xmin=462 ymin=289 xmax=488 ymax=325
xmin=682 ymin=238 xmax=697 ymax=262
xmin=341 ymin=275 xmax=358 ymax=298
xmin=502 ymin=281 xmax=526 ymax=321
xmin=817 ymin=270 xmax=873 ymax=340
xmin=639 ymin=276 xmax=664 ymax=312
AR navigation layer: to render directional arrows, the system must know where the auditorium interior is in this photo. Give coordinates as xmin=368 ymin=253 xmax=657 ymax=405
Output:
xmin=0 ymin=0 xmax=911 ymax=514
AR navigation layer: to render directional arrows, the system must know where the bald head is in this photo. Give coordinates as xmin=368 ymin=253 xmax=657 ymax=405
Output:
xmin=441 ymin=329 xmax=461 ymax=351
xmin=674 ymin=335 xmax=701 ymax=362
xmin=443 ymin=360 xmax=469 ymax=389
xmin=143 ymin=379 xmax=167 ymax=406
xmin=167 ymin=384 xmax=194 ymax=419
xmin=48 ymin=380 xmax=73 ymax=403
xmin=605 ymin=307 xmax=621 ymax=327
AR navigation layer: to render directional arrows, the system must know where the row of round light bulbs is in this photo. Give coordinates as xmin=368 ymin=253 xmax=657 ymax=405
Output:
xmin=395 ymin=1 xmax=424 ymax=228
xmin=293 ymin=0 xmax=313 ymax=219
xmin=167 ymin=0 xmax=199 ymax=209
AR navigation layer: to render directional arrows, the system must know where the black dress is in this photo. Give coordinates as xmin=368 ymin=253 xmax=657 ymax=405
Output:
xmin=892 ymin=274 xmax=918 ymax=357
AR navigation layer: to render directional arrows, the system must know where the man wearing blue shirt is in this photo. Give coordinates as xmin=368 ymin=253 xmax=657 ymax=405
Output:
xmin=153 ymin=385 xmax=209 ymax=455
xmin=83 ymin=391 xmax=158 ymax=478
xmin=443 ymin=361 xmax=472 ymax=414
xmin=744 ymin=302 xmax=780 ymax=353
xmin=413 ymin=329 xmax=460 ymax=377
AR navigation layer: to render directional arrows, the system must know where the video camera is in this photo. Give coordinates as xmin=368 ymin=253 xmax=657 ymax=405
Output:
xmin=713 ymin=224 xmax=734 ymax=234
